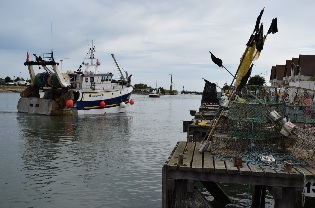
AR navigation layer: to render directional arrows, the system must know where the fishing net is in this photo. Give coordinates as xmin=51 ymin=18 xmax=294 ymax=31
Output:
xmin=34 ymin=73 xmax=61 ymax=88
xmin=207 ymin=86 xmax=315 ymax=167
xmin=290 ymin=127 xmax=315 ymax=167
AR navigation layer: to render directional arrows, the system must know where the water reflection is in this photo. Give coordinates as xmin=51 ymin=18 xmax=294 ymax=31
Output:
xmin=2 ymin=94 xmax=204 ymax=208
xmin=16 ymin=113 xmax=132 ymax=205
xmin=17 ymin=113 xmax=132 ymax=142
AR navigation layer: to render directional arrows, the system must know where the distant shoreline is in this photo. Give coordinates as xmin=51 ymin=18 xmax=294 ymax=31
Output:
xmin=0 ymin=87 xmax=180 ymax=95
xmin=132 ymin=91 xmax=149 ymax=95
xmin=0 ymin=86 xmax=26 ymax=93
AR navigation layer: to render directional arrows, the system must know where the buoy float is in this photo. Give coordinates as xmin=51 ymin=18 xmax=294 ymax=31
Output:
xmin=129 ymin=99 xmax=134 ymax=105
xmin=100 ymin=101 xmax=106 ymax=108
xmin=120 ymin=102 xmax=126 ymax=108
xmin=66 ymin=100 xmax=73 ymax=108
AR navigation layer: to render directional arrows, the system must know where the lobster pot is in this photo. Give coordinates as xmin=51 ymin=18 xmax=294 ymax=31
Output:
xmin=267 ymin=102 xmax=286 ymax=116
xmin=240 ymin=85 xmax=280 ymax=103
xmin=227 ymin=102 xmax=285 ymax=140
xmin=286 ymin=105 xmax=315 ymax=123
xmin=210 ymin=135 xmax=248 ymax=156
xmin=228 ymin=120 xmax=273 ymax=140
xmin=210 ymin=134 xmax=283 ymax=156
xmin=228 ymin=102 xmax=268 ymax=122
xmin=290 ymin=128 xmax=315 ymax=168
xmin=291 ymin=148 xmax=315 ymax=168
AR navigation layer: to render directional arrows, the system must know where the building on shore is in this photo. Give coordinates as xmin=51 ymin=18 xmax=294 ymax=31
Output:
xmin=270 ymin=54 xmax=315 ymax=90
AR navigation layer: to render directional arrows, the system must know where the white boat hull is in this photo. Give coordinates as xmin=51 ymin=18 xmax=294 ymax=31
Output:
xmin=149 ymin=94 xmax=160 ymax=98
xmin=17 ymin=97 xmax=75 ymax=116
xmin=17 ymin=86 xmax=133 ymax=115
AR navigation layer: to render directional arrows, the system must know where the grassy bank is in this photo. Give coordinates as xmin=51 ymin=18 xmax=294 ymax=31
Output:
xmin=0 ymin=86 xmax=26 ymax=93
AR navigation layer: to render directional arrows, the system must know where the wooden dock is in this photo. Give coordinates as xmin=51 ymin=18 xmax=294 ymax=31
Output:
xmin=162 ymin=141 xmax=315 ymax=208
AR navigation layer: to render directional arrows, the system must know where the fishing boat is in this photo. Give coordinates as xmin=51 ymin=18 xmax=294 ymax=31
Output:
xmin=17 ymin=42 xmax=134 ymax=115
xmin=148 ymin=89 xmax=160 ymax=98
xmin=148 ymin=81 xmax=160 ymax=98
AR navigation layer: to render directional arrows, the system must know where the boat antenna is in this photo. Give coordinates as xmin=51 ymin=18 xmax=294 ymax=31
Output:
xmin=111 ymin=54 xmax=125 ymax=81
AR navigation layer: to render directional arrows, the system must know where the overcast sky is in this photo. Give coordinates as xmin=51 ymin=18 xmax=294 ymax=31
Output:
xmin=1 ymin=0 xmax=314 ymax=92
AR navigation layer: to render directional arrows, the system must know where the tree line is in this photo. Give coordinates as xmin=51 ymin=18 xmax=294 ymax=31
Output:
xmin=0 ymin=76 xmax=29 ymax=85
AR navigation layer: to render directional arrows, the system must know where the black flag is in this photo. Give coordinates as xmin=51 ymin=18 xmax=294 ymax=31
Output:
xmin=255 ymin=24 xmax=264 ymax=52
xmin=209 ymin=51 xmax=223 ymax=67
xmin=237 ymin=63 xmax=253 ymax=91
xmin=254 ymin=8 xmax=264 ymax=33
xmin=267 ymin=18 xmax=278 ymax=34
xmin=246 ymin=34 xmax=256 ymax=47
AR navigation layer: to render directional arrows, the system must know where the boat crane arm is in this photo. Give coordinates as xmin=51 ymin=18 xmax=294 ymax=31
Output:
xmin=24 ymin=52 xmax=70 ymax=88
xmin=111 ymin=54 xmax=126 ymax=81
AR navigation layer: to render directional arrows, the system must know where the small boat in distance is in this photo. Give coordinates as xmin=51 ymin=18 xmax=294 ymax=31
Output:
xmin=149 ymin=81 xmax=160 ymax=98
xmin=149 ymin=89 xmax=160 ymax=98
xmin=17 ymin=41 xmax=134 ymax=115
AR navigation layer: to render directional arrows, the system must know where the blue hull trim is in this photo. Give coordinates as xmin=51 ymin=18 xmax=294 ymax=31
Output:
xmin=75 ymin=93 xmax=131 ymax=110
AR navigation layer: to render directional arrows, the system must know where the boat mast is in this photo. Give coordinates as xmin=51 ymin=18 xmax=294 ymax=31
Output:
xmin=85 ymin=40 xmax=99 ymax=74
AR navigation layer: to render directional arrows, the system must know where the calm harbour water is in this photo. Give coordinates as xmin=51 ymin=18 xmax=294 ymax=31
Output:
xmin=1 ymin=92 xmax=312 ymax=208
xmin=0 ymin=93 xmax=202 ymax=208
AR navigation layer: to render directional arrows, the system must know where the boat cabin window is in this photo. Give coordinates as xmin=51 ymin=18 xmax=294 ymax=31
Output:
xmin=69 ymin=74 xmax=77 ymax=82
xmin=90 ymin=77 xmax=94 ymax=82
xmin=101 ymin=76 xmax=112 ymax=82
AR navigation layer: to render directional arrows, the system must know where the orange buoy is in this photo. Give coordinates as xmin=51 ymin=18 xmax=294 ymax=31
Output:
xmin=66 ymin=100 xmax=73 ymax=108
xmin=129 ymin=99 xmax=134 ymax=105
xmin=100 ymin=101 xmax=106 ymax=108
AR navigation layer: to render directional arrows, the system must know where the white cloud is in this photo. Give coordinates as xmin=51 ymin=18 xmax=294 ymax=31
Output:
xmin=1 ymin=0 xmax=315 ymax=91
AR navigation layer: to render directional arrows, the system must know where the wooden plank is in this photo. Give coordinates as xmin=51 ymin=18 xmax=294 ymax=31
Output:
xmin=294 ymin=165 xmax=315 ymax=180
xmin=166 ymin=142 xmax=179 ymax=162
xmin=238 ymin=162 xmax=252 ymax=175
xmin=274 ymin=187 xmax=296 ymax=208
xmin=167 ymin=141 xmax=187 ymax=170
xmin=191 ymin=142 xmax=203 ymax=172
xmin=179 ymin=142 xmax=195 ymax=171
xmin=259 ymin=164 xmax=277 ymax=177
xmin=304 ymin=166 xmax=315 ymax=176
xmin=276 ymin=168 xmax=291 ymax=179
xmin=252 ymin=185 xmax=266 ymax=207
xmin=277 ymin=163 xmax=302 ymax=179
xmin=274 ymin=161 xmax=302 ymax=179
xmin=294 ymin=165 xmax=314 ymax=175
xmin=247 ymin=163 xmax=265 ymax=177
xmin=162 ymin=164 xmax=168 ymax=208
xmin=203 ymin=152 xmax=214 ymax=173
xmin=288 ymin=168 xmax=303 ymax=179
xmin=214 ymin=157 xmax=227 ymax=174
xmin=225 ymin=160 xmax=239 ymax=174
xmin=186 ymin=180 xmax=194 ymax=193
